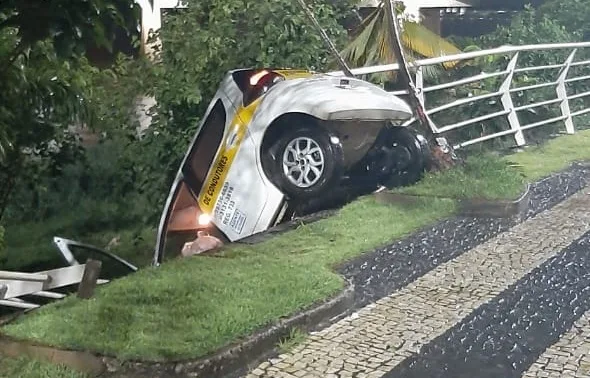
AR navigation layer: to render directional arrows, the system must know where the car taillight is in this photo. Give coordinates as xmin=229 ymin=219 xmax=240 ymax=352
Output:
xmin=243 ymin=71 xmax=285 ymax=106
xmin=250 ymin=70 xmax=270 ymax=86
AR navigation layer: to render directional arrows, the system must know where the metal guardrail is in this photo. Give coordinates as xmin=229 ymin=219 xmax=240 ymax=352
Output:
xmin=0 ymin=238 xmax=137 ymax=311
xmin=0 ymin=265 xmax=88 ymax=309
xmin=328 ymin=42 xmax=590 ymax=149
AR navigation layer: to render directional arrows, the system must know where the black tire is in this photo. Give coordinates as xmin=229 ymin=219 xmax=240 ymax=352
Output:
xmin=382 ymin=127 xmax=428 ymax=188
xmin=264 ymin=125 xmax=344 ymax=200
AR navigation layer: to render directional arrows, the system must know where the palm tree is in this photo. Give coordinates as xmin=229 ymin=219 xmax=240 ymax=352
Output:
xmin=341 ymin=1 xmax=462 ymax=79
xmin=345 ymin=0 xmax=461 ymax=170
xmin=297 ymin=0 xmax=459 ymax=170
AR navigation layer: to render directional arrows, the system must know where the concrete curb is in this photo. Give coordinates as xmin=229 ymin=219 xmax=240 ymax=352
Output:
xmin=374 ymin=184 xmax=532 ymax=220
xmin=0 ymin=335 xmax=106 ymax=376
xmin=458 ymin=184 xmax=531 ymax=220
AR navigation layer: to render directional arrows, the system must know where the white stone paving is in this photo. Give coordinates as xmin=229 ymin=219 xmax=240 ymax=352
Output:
xmin=244 ymin=189 xmax=590 ymax=378
xmin=523 ymin=312 xmax=590 ymax=378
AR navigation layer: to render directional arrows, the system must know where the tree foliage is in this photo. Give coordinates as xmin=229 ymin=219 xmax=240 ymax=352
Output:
xmin=4 ymin=0 xmax=355 ymax=227
xmin=537 ymin=0 xmax=590 ymax=40
xmin=0 ymin=0 xmax=140 ymax=62
xmin=0 ymin=0 xmax=142 ymax=219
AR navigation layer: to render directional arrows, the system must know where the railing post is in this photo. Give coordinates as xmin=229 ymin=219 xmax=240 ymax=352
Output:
xmin=77 ymin=259 xmax=102 ymax=300
xmin=414 ymin=66 xmax=439 ymax=134
xmin=416 ymin=66 xmax=425 ymax=105
xmin=556 ymin=49 xmax=577 ymax=134
xmin=500 ymin=53 xmax=526 ymax=146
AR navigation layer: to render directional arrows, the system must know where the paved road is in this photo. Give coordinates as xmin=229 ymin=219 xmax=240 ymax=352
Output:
xmin=244 ymin=187 xmax=590 ymax=378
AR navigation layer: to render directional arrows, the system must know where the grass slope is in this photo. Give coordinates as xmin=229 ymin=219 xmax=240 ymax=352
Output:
xmin=504 ymin=130 xmax=590 ymax=180
xmin=2 ymin=129 xmax=590 ymax=364
xmin=2 ymin=197 xmax=456 ymax=360
xmin=394 ymin=154 xmax=527 ymax=199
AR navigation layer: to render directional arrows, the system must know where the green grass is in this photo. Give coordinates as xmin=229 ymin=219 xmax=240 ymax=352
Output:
xmin=2 ymin=129 xmax=590 ymax=363
xmin=503 ymin=130 xmax=590 ymax=180
xmin=2 ymin=197 xmax=456 ymax=361
xmin=277 ymin=328 xmax=307 ymax=354
xmin=394 ymin=154 xmax=527 ymax=200
xmin=0 ymin=356 xmax=87 ymax=378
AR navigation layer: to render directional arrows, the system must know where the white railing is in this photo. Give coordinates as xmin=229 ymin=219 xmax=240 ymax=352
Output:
xmin=0 ymin=266 xmax=87 ymax=309
xmin=0 ymin=265 xmax=111 ymax=310
xmin=0 ymin=237 xmax=137 ymax=311
xmin=328 ymin=42 xmax=590 ymax=150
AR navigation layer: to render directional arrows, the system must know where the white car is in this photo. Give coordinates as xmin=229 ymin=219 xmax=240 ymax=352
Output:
xmin=154 ymin=68 xmax=430 ymax=264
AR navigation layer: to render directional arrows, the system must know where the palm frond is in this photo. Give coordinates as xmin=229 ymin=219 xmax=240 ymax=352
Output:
xmin=340 ymin=5 xmax=385 ymax=67
xmin=405 ymin=48 xmax=445 ymax=82
xmin=401 ymin=21 xmax=461 ymax=69
xmin=340 ymin=2 xmax=462 ymax=77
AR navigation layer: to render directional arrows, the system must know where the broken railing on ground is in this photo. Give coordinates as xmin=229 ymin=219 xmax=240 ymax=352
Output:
xmin=0 ymin=238 xmax=137 ymax=311
xmin=329 ymin=42 xmax=590 ymax=150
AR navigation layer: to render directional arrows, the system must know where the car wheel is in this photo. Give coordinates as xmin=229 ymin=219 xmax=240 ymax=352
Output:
xmin=267 ymin=126 xmax=344 ymax=200
xmin=382 ymin=127 xmax=428 ymax=188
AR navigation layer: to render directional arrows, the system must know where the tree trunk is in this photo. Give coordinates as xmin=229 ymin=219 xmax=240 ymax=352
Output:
xmin=383 ymin=0 xmax=460 ymax=171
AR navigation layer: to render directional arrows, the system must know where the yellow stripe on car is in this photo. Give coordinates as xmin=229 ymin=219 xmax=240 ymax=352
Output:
xmin=275 ymin=69 xmax=313 ymax=80
xmin=198 ymin=98 xmax=262 ymax=214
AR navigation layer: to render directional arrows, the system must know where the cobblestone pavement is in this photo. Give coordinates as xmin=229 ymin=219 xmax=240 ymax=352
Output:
xmin=522 ymin=313 xmax=590 ymax=378
xmin=340 ymin=163 xmax=590 ymax=311
xmin=244 ymin=187 xmax=590 ymax=378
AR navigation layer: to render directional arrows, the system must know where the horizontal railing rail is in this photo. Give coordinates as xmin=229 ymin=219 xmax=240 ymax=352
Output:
xmin=328 ymin=41 xmax=590 ymax=149
xmin=0 ymin=237 xmax=135 ymax=311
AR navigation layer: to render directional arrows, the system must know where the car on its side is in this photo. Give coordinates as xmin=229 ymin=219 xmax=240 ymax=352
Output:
xmin=154 ymin=68 xmax=430 ymax=264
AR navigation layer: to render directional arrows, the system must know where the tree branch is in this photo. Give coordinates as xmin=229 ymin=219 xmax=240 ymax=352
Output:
xmin=295 ymin=0 xmax=354 ymax=77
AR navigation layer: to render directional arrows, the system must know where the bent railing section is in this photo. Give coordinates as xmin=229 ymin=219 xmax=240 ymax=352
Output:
xmin=328 ymin=42 xmax=590 ymax=150
xmin=0 ymin=238 xmax=137 ymax=311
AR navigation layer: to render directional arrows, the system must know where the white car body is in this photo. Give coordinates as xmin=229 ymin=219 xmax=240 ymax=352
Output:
xmin=154 ymin=69 xmax=414 ymax=263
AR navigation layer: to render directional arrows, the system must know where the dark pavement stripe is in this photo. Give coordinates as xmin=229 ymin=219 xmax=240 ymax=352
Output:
xmin=382 ymin=230 xmax=590 ymax=378
xmin=341 ymin=163 xmax=590 ymax=310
